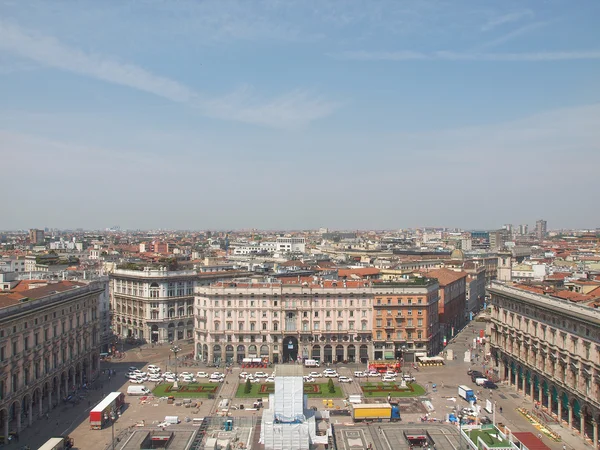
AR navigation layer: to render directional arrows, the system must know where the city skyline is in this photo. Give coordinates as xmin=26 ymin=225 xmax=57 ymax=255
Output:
xmin=1 ymin=0 xmax=599 ymax=229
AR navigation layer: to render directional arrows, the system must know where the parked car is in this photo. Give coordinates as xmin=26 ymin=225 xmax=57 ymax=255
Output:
xmin=196 ymin=372 xmax=209 ymax=378
xmin=208 ymin=377 xmax=223 ymax=383
xmin=164 ymin=376 xmax=176 ymax=382
xmin=483 ymin=381 xmax=498 ymax=389
xmin=338 ymin=376 xmax=353 ymax=383
xmin=181 ymin=375 xmax=197 ymax=383
xmin=255 ymin=372 xmax=269 ymax=378
xmin=309 ymin=372 xmax=322 ymax=378
xmin=128 ymin=367 xmax=139 ymax=373
xmin=148 ymin=375 xmax=162 ymax=382
xmin=239 ymin=372 xmax=249 ymax=378
xmin=126 ymin=373 xmax=138 ymax=379
xmin=178 ymin=372 xmax=193 ymax=378
xmin=147 ymin=365 xmax=160 ymax=372
xmin=323 ymin=372 xmax=338 ymax=378
xmin=354 ymin=371 xmax=367 ymax=378
xmin=368 ymin=371 xmax=381 ymax=377
xmin=212 ymin=372 xmax=225 ymax=378
xmin=303 ymin=376 xmax=315 ymax=383
xmin=402 ymin=375 xmax=416 ymax=382
xmin=382 ymin=375 xmax=397 ymax=382
xmin=131 ymin=377 xmax=145 ymax=384
xmin=265 ymin=377 xmax=275 ymax=383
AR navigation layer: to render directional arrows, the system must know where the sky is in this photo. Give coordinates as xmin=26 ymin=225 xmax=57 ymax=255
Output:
xmin=1 ymin=0 xmax=599 ymax=231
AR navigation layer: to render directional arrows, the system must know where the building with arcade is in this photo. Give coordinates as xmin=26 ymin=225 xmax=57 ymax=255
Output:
xmin=487 ymin=282 xmax=600 ymax=448
xmin=0 ymin=280 xmax=105 ymax=439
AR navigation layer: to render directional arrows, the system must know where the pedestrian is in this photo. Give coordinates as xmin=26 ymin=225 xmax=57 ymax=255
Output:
xmin=499 ymin=406 xmax=503 ymax=414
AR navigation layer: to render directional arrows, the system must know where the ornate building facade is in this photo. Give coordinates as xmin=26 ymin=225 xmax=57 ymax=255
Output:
xmin=194 ymin=279 xmax=440 ymax=365
xmin=0 ymin=280 xmax=104 ymax=438
xmin=488 ymin=282 xmax=600 ymax=448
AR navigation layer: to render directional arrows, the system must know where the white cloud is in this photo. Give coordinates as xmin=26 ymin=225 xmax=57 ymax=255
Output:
xmin=476 ymin=21 xmax=549 ymax=50
xmin=0 ymin=20 xmax=337 ymax=128
xmin=481 ymin=10 xmax=534 ymax=32
xmin=334 ymin=49 xmax=600 ymax=62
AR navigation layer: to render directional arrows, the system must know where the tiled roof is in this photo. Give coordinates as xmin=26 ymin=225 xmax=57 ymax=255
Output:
xmin=425 ymin=268 xmax=467 ymax=286
xmin=338 ymin=268 xmax=380 ymax=278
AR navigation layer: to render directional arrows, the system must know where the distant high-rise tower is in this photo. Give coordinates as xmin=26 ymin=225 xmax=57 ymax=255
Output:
xmin=535 ymin=220 xmax=547 ymax=240
xmin=518 ymin=224 xmax=529 ymax=235
xmin=29 ymin=228 xmax=44 ymax=245
xmin=497 ymin=249 xmax=512 ymax=282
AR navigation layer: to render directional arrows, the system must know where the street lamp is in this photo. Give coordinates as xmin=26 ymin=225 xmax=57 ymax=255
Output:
xmin=171 ymin=344 xmax=181 ymax=390
xmin=457 ymin=413 xmax=465 ymax=450
xmin=104 ymin=411 xmax=115 ymax=450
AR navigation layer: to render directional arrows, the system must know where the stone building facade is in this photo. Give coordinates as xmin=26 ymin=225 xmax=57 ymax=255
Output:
xmin=488 ymin=282 xmax=600 ymax=448
xmin=0 ymin=280 xmax=104 ymax=438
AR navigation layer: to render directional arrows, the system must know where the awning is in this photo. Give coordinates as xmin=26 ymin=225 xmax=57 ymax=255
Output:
xmin=415 ymin=352 xmax=427 ymax=357
xmin=384 ymin=351 xmax=395 ymax=359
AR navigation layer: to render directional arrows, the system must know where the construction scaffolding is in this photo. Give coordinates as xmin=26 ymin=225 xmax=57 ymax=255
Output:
xmin=260 ymin=365 xmax=312 ymax=450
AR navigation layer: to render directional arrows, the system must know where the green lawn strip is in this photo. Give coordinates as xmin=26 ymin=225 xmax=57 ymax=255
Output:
xmin=152 ymin=383 xmax=218 ymax=398
xmin=467 ymin=430 xmax=509 ymax=448
xmin=235 ymin=383 xmax=344 ymax=398
xmin=361 ymin=382 xmax=426 ymax=398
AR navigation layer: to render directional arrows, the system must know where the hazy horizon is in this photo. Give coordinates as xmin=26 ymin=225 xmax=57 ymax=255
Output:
xmin=1 ymin=1 xmax=599 ymax=230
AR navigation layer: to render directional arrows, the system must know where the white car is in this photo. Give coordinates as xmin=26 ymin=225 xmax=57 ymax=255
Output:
xmin=402 ymin=375 xmax=416 ymax=382
xmin=265 ymin=377 xmax=275 ymax=383
xmin=303 ymin=376 xmax=315 ymax=383
xmin=239 ymin=372 xmax=249 ymax=378
xmin=323 ymin=371 xmax=338 ymax=378
xmin=309 ymin=372 xmax=322 ymax=378
xmin=126 ymin=372 xmax=138 ymax=379
xmin=181 ymin=375 xmax=196 ymax=383
xmin=147 ymin=365 xmax=160 ymax=372
xmin=131 ymin=377 xmax=145 ymax=384
xmin=178 ymin=372 xmax=193 ymax=378
xmin=212 ymin=372 xmax=225 ymax=378
xmin=382 ymin=375 xmax=397 ymax=382
xmin=163 ymin=371 xmax=175 ymax=378
xmin=368 ymin=371 xmax=381 ymax=377
xmin=164 ymin=376 xmax=176 ymax=383
xmin=338 ymin=376 xmax=353 ymax=383
xmin=354 ymin=371 xmax=367 ymax=378
xmin=148 ymin=375 xmax=162 ymax=382
xmin=196 ymin=372 xmax=209 ymax=378
xmin=209 ymin=377 xmax=223 ymax=383
xmin=128 ymin=366 xmax=139 ymax=373
xmin=254 ymin=372 xmax=269 ymax=378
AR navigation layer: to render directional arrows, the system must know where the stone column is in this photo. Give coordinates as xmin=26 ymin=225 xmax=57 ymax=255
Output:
xmin=557 ymin=397 xmax=562 ymax=423
xmin=16 ymin=408 xmax=21 ymax=432
xmin=568 ymin=404 xmax=573 ymax=430
xmin=548 ymin=391 xmax=553 ymax=413
xmin=538 ymin=385 xmax=543 ymax=405
xmin=529 ymin=378 xmax=534 ymax=400
xmin=3 ymin=414 xmax=9 ymax=443
xmin=28 ymin=398 xmax=33 ymax=426
xmin=48 ymin=391 xmax=52 ymax=410
xmin=581 ymin=409 xmax=586 ymax=438
xmin=38 ymin=396 xmax=43 ymax=417
xmin=64 ymin=377 xmax=68 ymax=397
xmin=592 ymin=420 xmax=598 ymax=449
xmin=521 ymin=376 xmax=526 ymax=395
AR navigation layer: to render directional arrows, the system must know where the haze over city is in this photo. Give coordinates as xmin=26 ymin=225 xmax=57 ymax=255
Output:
xmin=1 ymin=0 xmax=599 ymax=230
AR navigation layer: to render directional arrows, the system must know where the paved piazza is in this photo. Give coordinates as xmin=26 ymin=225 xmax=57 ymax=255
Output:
xmin=14 ymin=317 xmax=586 ymax=449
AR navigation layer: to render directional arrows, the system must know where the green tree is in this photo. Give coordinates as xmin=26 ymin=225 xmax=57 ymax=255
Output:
xmin=327 ymin=378 xmax=335 ymax=394
xmin=244 ymin=378 xmax=252 ymax=394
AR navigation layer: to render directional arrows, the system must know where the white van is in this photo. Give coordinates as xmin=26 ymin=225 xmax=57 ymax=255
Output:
xmin=164 ymin=415 xmax=180 ymax=424
xmin=127 ymin=385 xmax=151 ymax=396
xmin=304 ymin=359 xmax=320 ymax=367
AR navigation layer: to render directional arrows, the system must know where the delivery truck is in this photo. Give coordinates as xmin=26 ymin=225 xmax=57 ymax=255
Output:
xmin=458 ymin=385 xmax=477 ymax=403
xmin=89 ymin=392 xmax=126 ymax=429
xmin=127 ymin=385 xmax=152 ymax=396
xmin=38 ymin=436 xmax=74 ymax=450
xmin=351 ymin=403 xmax=401 ymax=421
